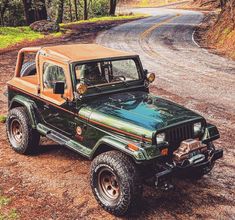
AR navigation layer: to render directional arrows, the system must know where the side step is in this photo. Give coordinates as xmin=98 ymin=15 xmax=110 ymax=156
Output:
xmin=37 ymin=123 xmax=92 ymax=158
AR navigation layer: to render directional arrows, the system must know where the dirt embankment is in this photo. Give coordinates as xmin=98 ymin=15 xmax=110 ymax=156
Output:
xmin=192 ymin=0 xmax=235 ymax=59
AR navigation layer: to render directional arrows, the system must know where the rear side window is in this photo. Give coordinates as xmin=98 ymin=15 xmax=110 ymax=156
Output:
xmin=43 ymin=63 xmax=66 ymax=89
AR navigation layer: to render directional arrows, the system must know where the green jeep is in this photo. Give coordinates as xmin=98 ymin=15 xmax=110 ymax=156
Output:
xmin=6 ymin=44 xmax=223 ymax=216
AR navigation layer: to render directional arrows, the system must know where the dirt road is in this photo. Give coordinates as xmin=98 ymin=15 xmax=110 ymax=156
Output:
xmin=0 ymin=8 xmax=235 ymax=220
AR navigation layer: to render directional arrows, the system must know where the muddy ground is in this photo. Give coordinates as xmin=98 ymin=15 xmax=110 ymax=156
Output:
xmin=0 ymin=16 xmax=235 ymax=219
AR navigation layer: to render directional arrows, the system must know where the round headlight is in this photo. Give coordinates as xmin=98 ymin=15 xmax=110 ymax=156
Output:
xmin=193 ymin=122 xmax=202 ymax=135
xmin=156 ymin=132 xmax=166 ymax=144
xmin=147 ymin=73 xmax=155 ymax=83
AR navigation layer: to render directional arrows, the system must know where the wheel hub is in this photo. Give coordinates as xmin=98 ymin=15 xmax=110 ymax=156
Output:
xmin=11 ymin=119 xmax=23 ymax=144
xmin=99 ymin=168 xmax=120 ymax=201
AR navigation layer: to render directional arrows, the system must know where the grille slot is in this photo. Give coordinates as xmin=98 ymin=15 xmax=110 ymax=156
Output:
xmin=167 ymin=124 xmax=193 ymax=145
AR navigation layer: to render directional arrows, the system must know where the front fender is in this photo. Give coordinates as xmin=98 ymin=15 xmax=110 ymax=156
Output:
xmin=91 ymin=135 xmax=147 ymax=162
xmin=9 ymin=95 xmax=39 ymax=129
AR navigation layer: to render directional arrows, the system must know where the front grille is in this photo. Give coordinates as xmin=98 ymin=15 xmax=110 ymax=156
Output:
xmin=166 ymin=124 xmax=193 ymax=149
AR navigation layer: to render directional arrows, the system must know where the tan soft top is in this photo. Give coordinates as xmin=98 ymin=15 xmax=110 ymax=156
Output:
xmin=40 ymin=44 xmax=136 ymax=63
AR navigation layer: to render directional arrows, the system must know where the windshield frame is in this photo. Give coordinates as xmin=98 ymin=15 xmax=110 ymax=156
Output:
xmin=71 ymin=55 xmax=144 ymax=90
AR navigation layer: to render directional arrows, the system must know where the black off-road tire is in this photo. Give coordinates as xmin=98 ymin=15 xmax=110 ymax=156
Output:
xmin=90 ymin=150 xmax=143 ymax=216
xmin=6 ymin=107 xmax=40 ymax=154
xmin=20 ymin=62 xmax=36 ymax=77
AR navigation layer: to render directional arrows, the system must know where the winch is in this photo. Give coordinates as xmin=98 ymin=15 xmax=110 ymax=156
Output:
xmin=173 ymin=139 xmax=207 ymax=167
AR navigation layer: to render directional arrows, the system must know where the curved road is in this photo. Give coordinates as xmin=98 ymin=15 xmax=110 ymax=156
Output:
xmin=97 ymin=8 xmax=235 ymax=121
xmin=96 ymin=8 xmax=235 ymax=219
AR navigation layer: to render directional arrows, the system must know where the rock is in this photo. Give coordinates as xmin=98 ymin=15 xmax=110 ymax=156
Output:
xmin=30 ymin=20 xmax=60 ymax=33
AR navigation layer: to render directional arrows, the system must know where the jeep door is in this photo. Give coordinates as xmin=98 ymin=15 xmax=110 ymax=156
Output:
xmin=37 ymin=60 xmax=78 ymax=136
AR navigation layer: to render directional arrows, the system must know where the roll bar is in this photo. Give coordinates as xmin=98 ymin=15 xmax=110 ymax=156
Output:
xmin=14 ymin=47 xmax=41 ymax=77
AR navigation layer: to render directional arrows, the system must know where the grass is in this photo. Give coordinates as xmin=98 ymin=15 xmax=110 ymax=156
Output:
xmin=0 ymin=27 xmax=44 ymax=49
xmin=0 ymin=192 xmax=19 ymax=220
xmin=0 ymin=26 xmax=63 ymax=50
xmin=0 ymin=196 xmax=10 ymax=208
xmin=0 ymin=14 xmax=145 ymax=49
xmin=0 ymin=115 xmax=6 ymax=123
xmin=61 ymin=14 xmax=148 ymax=26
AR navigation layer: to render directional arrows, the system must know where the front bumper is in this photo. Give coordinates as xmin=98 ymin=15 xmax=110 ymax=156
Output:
xmin=155 ymin=148 xmax=223 ymax=187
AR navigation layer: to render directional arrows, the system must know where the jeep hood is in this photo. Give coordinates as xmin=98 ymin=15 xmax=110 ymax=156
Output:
xmin=79 ymin=91 xmax=203 ymax=140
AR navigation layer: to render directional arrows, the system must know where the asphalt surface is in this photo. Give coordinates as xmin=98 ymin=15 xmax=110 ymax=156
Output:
xmin=97 ymin=8 xmax=235 ymax=120
xmin=96 ymin=7 xmax=235 ymax=219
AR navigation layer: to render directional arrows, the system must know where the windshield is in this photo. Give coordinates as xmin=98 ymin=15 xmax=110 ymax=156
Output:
xmin=74 ymin=58 xmax=141 ymax=87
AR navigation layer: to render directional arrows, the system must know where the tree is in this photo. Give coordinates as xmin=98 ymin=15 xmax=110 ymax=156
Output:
xmin=84 ymin=0 xmax=88 ymax=20
xmin=109 ymin=0 xmax=117 ymax=16
xmin=22 ymin=0 xmax=48 ymax=25
xmin=74 ymin=0 xmax=78 ymax=21
xmin=68 ymin=0 xmax=73 ymax=21
xmin=0 ymin=0 xmax=9 ymax=25
xmin=56 ymin=0 xmax=65 ymax=24
xmin=22 ymin=0 xmax=36 ymax=24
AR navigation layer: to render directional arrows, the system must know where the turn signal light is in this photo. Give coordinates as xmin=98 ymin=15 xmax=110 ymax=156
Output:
xmin=161 ymin=148 xmax=168 ymax=156
xmin=127 ymin=143 xmax=139 ymax=151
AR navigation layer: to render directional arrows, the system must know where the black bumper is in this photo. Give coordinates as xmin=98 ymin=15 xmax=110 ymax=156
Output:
xmin=155 ymin=149 xmax=223 ymax=187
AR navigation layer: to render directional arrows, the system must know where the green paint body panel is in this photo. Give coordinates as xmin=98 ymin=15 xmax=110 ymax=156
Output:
xmin=7 ymin=55 xmax=220 ymax=163
xmin=7 ymin=88 xmax=220 ymax=162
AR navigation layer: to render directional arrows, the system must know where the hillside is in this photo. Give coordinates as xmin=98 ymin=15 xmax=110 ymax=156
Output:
xmin=193 ymin=0 xmax=235 ymax=59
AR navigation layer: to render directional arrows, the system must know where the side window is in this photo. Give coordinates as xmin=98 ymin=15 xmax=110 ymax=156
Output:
xmin=43 ymin=63 xmax=66 ymax=89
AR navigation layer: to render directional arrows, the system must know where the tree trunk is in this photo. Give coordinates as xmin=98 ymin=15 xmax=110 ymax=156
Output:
xmin=37 ymin=0 xmax=47 ymax=20
xmin=22 ymin=0 xmax=36 ymax=25
xmin=56 ymin=0 xmax=65 ymax=24
xmin=0 ymin=0 xmax=8 ymax=26
xmin=68 ymin=0 xmax=73 ymax=21
xmin=84 ymin=0 xmax=88 ymax=20
xmin=22 ymin=0 xmax=47 ymax=25
xmin=74 ymin=0 xmax=78 ymax=20
xmin=109 ymin=0 xmax=117 ymax=16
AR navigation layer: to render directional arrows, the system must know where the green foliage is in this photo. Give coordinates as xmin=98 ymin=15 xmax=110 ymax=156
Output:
xmin=90 ymin=0 xmax=110 ymax=17
xmin=0 ymin=196 xmax=10 ymax=208
xmin=0 ymin=27 xmax=43 ymax=49
xmin=61 ymin=14 xmax=148 ymax=26
xmin=0 ymin=191 xmax=19 ymax=220
xmin=7 ymin=209 xmax=19 ymax=220
xmin=0 ymin=0 xmax=25 ymax=26
xmin=0 ymin=115 xmax=6 ymax=123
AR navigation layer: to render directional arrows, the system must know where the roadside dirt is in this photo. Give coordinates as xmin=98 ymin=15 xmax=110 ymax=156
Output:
xmin=181 ymin=0 xmax=235 ymax=60
xmin=0 ymin=17 xmax=235 ymax=219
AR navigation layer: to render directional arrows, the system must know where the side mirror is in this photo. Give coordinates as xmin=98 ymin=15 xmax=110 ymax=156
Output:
xmin=53 ymin=81 xmax=65 ymax=95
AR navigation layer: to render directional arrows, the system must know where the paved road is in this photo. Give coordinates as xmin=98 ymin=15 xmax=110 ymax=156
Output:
xmin=96 ymin=8 xmax=235 ymax=128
